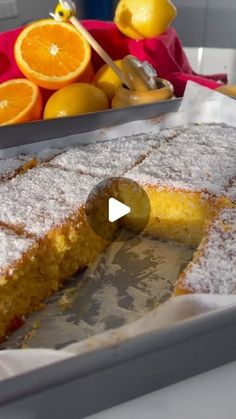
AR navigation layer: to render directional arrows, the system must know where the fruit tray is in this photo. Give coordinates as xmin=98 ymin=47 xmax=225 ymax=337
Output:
xmin=0 ymin=98 xmax=236 ymax=419
xmin=0 ymin=98 xmax=181 ymax=150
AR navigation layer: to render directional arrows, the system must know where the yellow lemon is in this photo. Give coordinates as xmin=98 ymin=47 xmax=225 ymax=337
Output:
xmin=44 ymin=83 xmax=109 ymax=119
xmin=93 ymin=60 xmax=123 ymax=101
xmin=114 ymin=0 xmax=177 ymax=40
xmin=216 ymin=85 xmax=236 ymax=98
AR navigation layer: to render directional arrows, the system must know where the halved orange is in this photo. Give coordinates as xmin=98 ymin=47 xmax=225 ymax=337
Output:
xmin=14 ymin=19 xmax=91 ymax=90
xmin=0 ymin=78 xmax=43 ymax=126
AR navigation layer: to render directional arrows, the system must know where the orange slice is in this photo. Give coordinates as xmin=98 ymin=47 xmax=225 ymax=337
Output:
xmin=14 ymin=19 xmax=91 ymax=90
xmin=0 ymin=79 xmax=43 ymax=126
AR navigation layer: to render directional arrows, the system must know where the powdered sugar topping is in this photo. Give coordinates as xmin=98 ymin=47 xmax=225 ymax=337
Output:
xmin=0 ymin=155 xmax=33 ymax=182
xmin=48 ymin=132 xmax=163 ymax=178
xmin=0 ymin=167 xmax=97 ymax=237
xmin=126 ymin=125 xmax=236 ymax=195
xmin=181 ymin=208 xmax=236 ymax=294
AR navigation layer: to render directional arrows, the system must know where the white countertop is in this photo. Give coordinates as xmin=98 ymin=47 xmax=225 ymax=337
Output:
xmin=86 ymin=361 xmax=236 ymax=419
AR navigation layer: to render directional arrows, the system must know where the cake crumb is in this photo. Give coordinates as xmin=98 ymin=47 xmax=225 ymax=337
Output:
xmin=21 ymin=319 xmax=41 ymax=348
xmin=58 ymin=294 xmax=72 ymax=309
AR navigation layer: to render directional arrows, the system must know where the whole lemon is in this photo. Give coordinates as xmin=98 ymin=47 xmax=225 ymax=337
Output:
xmin=114 ymin=0 xmax=177 ymax=40
xmin=93 ymin=60 xmax=123 ymax=101
xmin=216 ymin=85 xmax=236 ymax=98
xmin=44 ymin=83 xmax=109 ymax=119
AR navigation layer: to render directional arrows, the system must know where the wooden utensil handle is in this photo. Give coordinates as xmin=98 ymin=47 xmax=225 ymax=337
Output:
xmin=70 ymin=16 xmax=131 ymax=89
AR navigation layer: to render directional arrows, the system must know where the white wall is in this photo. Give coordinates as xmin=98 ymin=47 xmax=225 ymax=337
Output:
xmin=0 ymin=0 xmax=55 ymax=31
xmin=185 ymin=47 xmax=236 ymax=84
xmin=171 ymin=0 xmax=236 ymax=49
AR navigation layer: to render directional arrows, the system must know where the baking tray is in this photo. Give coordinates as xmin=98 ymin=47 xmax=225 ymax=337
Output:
xmin=1 ymin=98 xmax=236 ymax=418
xmin=1 ymin=306 xmax=236 ymax=419
xmin=0 ymin=98 xmax=181 ymax=148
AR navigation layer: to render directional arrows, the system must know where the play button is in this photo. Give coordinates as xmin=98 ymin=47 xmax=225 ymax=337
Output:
xmin=108 ymin=198 xmax=131 ymax=223
xmin=85 ymin=177 xmax=151 ymax=242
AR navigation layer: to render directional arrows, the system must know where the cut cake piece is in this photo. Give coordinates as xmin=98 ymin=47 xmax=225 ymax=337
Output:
xmin=0 ymin=166 xmax=113 ymax=288
xmin=0 ymin=227 xmax=41 ymax=340
xmin=47 ymin=132 xmax=163 ymax=178
xmin=123 ymin=125 xmax=236 ymax=247
xmin=175 ymin=208 xmax=236 ymax=295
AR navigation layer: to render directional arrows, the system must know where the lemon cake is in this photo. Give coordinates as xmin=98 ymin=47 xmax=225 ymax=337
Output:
xmin=0 ymin=123 xmax=236 ymax=341
xmin=175 ymin=208 xmax=236 ymax=295
xmin=0 ymin=165 xmax=112 ymax=262
xmin=124 ymin=124 xmax=236 ymax=247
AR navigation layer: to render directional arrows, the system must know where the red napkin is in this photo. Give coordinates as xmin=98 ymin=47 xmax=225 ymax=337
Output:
xmin=0 ymin=20 xmax=227 ymax=97
xmin=0 ymin=27 xmax=24 ymax=82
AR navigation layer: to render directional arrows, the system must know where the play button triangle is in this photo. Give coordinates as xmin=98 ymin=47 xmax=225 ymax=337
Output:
xmin=108 ymin=197 xmax=131 ymax=223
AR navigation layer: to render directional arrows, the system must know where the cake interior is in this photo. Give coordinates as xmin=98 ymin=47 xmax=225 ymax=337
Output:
xmin=118 ymin=182 xmax=231 ymax=247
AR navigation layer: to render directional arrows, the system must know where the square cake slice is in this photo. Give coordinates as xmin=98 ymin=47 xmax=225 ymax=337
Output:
xmin=47 ymin=132 xmax=163 ymax=178
xmin=0 ymin=166 xmax=97 ymax=237
xmin=0 ymin=167 xmax=110 ymax=285
xmin=123 ymin=124 xmax=236 ymax=246
xmin=126 ymin=125 xmax=236 ymax=195
xmin=175 ymin=208 xmax=236 ymax=294
xmin=0 ymin=227 xmax=40 ymax=340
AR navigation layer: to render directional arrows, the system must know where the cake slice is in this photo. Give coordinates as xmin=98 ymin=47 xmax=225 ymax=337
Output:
xmin=181 ymin=124 xmax=236 ymax=151
xmin=0 ymin=227 xmax=41 ymax=340
xmin=175 ymin=208 xmax=236 ymax=295
xmin=0 ymin=166 xmax=113 ymax=286
xmin=123 ymin=125 xmax=236 ymax=247
xmin=47 ymin=132 xmax=164 ymax=178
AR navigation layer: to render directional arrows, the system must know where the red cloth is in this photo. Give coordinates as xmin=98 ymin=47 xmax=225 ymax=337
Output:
xmin=0 ymin=20 xmax=227 ymax=97
xmin=0 ymin=27 xmax=24 ymax=81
